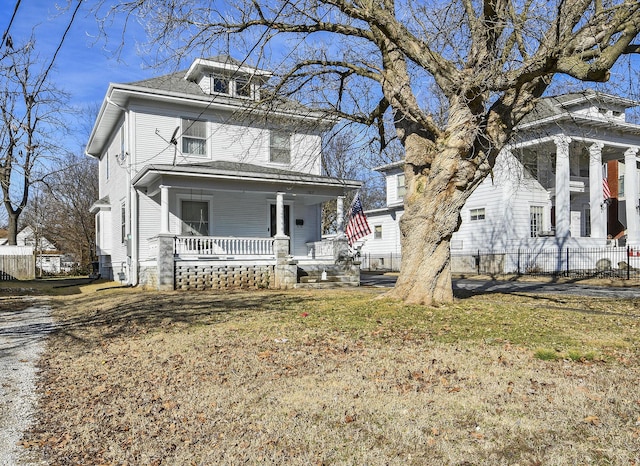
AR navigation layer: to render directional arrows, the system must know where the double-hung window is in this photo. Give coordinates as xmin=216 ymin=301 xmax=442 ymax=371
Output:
xmin=182 ymin=119 xmax=207 ymax=156
xmin=397 ymin=173 xmax=406 ymax=200
xmin=270 ymin=131 xmax=291 ymax=164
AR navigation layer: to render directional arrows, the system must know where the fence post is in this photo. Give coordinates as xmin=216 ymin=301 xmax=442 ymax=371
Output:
xmin=477 ymin=249 xmax=481 ymax=275
xmin=628 ymin=246 xmax=631 ymax=280
xmin=517 ymin=249 xmax=521 ymax=275
xmin=565 ymin=249 xmax=570 ymax=276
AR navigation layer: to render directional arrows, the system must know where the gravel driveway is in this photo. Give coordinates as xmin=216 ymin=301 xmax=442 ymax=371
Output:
xmin=0 ymin=300 xmax=53 ymax=466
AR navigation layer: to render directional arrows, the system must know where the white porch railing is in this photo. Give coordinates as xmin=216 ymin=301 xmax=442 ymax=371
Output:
xmin=175 ymin=236 xmax=274 ymax=257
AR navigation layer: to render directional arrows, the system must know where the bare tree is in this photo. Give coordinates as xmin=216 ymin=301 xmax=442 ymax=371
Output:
xmin=24 ymin=153 xmax=98 ymax=271
xmin=321 ymin=127 xmax=387 ymax=234
xmin=105 ymin=0 xmax=640 ymax=304
xmin=0 ymin=40 xmax=70 ymax=245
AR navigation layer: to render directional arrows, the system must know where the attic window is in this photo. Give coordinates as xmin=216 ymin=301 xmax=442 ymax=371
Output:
xmin=236 ymin=77 xmax=252 ymax=97
xmin=212 ymin=75 xmax=230 ymax=94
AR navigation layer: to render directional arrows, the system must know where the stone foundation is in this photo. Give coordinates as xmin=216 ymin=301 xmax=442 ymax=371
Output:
xmin=138 ymin=264 xmax=159 ymax=289
xmin=175 ymin=263 xmax=274 ymax=291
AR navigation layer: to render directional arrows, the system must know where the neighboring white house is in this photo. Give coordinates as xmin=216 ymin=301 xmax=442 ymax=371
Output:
xmin=86 ymin=56 xmax=361 ymax=290
xmin=360 ymin=91 xmax=640 ymax=273
xmin=0 ymin=225 xmax=64 ymax=274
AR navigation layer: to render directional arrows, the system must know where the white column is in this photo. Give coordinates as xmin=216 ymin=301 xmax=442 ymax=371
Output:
xmin=589 ymin=143 xmax=606 ymax=239
xmin=554 ymin=136 xmax=571 ymax=241
xmin=160 ymin=185 xmax=170 ymax=234
xmin=275 ymin=192 xmax=287 ymax=238
xmin=624 ymin=147 xmax=640 ymax=245
xmin=336 ymin=196 xmax=345 ymax=237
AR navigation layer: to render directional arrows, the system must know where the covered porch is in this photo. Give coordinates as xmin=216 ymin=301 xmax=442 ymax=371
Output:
xmin=132 ymin=162 xmax=360 ymax=290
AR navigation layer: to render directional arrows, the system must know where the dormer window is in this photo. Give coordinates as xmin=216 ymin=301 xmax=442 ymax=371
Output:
xmin=236 ymin=77 xmax=252 ymax=98
xmin=212 ymin=75 xmax=230 ymax=94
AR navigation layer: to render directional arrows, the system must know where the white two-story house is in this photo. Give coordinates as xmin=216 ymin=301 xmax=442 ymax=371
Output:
xmin=87 ymin=56 xmax=361 ymax=290
xmin=360 ymin=91 xmax=640 ymax=273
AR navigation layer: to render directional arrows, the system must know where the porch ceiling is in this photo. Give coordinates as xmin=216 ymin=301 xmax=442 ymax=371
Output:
xmin=132 ymin=161 xmax=361 ymax=202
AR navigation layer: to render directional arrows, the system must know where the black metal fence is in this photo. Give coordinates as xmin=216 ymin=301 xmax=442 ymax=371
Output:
xmin=451 ymin=246 xmax=640 ymax=279
xmin=360 ymin=247 xmax=640 ymax=279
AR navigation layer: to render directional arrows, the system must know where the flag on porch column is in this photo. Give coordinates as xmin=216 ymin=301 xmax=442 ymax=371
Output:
xmin=603 ymin=163 xmax=611 ymax=201
xmin=345 ymin=193 xmax=371 ymax=246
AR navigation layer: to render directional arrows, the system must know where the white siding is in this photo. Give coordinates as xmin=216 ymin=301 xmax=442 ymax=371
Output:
xmin=129 ymin=103 xmax=324 ymax=175
xmin=359 ymin=211 xmax=401 ymax=256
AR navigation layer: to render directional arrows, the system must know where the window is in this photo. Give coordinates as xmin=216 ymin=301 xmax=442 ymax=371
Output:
xmin=584 ymin=205 xmax=591 ymax=237
xmin=374 ymin=225 xmax=382 ymax=239
xmin=397 ymin=173 xmax=406 ymax=199
xmin=121 ymin=203 xmax=126 ymax=244
xmin=270 ymin=131 xmax=291 ymax=164
xmin=619 ymin=175 xmax=625 ymax=197
xmin=530 ymin=206 xmax=544 ymax=238
xmin=182 ymin=200 xmax=209 ymax=236
xmin=470 ymin=208 xmax=485 ymax=221
xmin=182 ymin=119 xmax=207 ymax=156
xmin=236 ymin=77 xmax=252 ymax=98
xmin=212 ymin=74 xmax=230 ymax=94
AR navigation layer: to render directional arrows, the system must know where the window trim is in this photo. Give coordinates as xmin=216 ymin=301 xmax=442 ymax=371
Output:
xmin=178 ymin=194 xmax=215 ymax=236
xmin=211 ymin=74 xmax=230 ymax=95
xmin=529 ymin=205 xmax=544 ymax=238
xmin=269 ymin=130 xmax=291 ymax=164
xmin=235 ymin=77 xmax=252 ymax=98
xmin=121 ymin=202 xmax=126 ymax=244
xmin=469 ymin=207 xmax=486 ymax=221
xmin=396 ymin=173 xmax=406 ymax=200
xmin=373 ymin=224 xmax=383 ymax=239
xmin=181 ymin=118 xmax=208 ymax=157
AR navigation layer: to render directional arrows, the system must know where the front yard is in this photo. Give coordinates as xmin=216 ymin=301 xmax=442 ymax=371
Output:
xmin=7 ymin=281 xmax=640 ymax=464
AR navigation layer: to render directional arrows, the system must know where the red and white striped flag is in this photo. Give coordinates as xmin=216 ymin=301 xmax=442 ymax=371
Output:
xmin=345 ymin=193 xmax=371 ymax=246
xmin=603 ymin=164 xmax=611 ymax=200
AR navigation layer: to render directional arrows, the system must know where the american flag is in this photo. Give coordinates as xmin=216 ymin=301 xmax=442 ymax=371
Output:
xmin=345 ymin=193 xmax=371 ymax=246
xmin=603 ymin=163 xmax=611 ymax=200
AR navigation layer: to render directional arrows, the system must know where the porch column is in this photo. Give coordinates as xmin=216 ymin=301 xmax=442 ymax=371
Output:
xmin=589 ymin=143 xmax=606 ymax=239
xmin=275 ymin=191 xmax=287 ymax=238
xmin=624 ymin=147 xmax=640 ymax=245
xmin=554 ymin=136 xmax=571 ymax=241
xmin=160 ymin=185 xmax=170 ymax=234
xmin=336 ymin=196 xmax=345 ymax=237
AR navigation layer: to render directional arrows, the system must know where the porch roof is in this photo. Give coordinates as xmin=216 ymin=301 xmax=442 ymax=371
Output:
xmin=132 ymin=161 xmax=362 ymax=192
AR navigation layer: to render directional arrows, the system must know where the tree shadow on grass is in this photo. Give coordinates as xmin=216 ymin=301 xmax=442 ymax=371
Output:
xmin=48 ymin=290 xmax=311 ymax=348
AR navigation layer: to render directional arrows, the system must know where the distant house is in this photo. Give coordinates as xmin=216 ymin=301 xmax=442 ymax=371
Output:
xmin=0 ymin=225 xmax=64 ymax=274
xmin=360 ymin=91 xmax=640 ymax=272
xmin=86 ymin=56 xmax=361 ymax=290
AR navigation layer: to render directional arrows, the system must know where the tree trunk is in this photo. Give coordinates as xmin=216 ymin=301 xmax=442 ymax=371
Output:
xmin=7 ymin=212 xmax=19 ymax=246
xmin=386 ymin=128 xmax=486 ymax=305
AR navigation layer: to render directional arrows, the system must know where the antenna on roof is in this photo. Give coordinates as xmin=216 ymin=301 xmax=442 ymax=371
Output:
xmin=154 ymin=126 xmax=181 ymax=166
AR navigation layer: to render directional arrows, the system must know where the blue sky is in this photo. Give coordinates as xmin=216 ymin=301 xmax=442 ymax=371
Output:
xmin=1 ymin=0 xmax=151 ymax=151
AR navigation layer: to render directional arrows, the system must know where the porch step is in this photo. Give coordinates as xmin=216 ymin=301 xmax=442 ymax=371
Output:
xmin=299 ymin=275 xmax=357 ymax=284
xmin=294 ymin=280 xmax=360 ymax=289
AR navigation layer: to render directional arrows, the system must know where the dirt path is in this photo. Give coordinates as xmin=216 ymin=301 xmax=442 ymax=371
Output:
xmin=0 ymin=299 xmax=53 ymax=465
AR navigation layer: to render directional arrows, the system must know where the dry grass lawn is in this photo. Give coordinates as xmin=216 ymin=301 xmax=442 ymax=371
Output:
xmin=7 ymin=280 xmax=640 ymax=465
